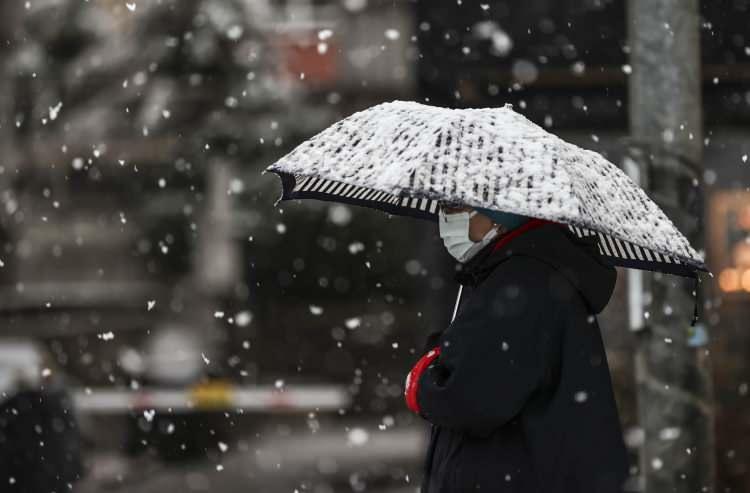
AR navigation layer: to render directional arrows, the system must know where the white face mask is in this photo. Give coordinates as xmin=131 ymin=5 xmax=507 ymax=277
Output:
xmin=438 ymin=208 xmax=500 ymax=263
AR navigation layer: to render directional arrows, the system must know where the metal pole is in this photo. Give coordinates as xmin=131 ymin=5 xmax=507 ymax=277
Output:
xmin=626 ymin=0 xmax=716 ymax=491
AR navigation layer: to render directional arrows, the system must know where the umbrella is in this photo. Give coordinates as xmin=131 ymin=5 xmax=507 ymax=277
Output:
xmin=265 ymin=100 xmax=709 ymax=282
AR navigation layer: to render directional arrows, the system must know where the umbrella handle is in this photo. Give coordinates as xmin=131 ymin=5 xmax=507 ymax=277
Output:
xmin=451 ymin=284 xmax=463 ymax=323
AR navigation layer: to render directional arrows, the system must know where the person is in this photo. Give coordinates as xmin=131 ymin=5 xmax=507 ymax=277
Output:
xmin=404 ymin=204 xmax=630 ymax=493
xmin=0 ymin=363 xmax=82 ymax=492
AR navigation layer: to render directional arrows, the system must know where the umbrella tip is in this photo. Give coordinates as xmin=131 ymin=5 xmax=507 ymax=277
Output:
xmin=503 ymin=102 xmax=514 ymax=110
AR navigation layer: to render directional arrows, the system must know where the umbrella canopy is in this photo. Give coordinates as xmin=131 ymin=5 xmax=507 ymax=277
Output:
xmin=264 ymin=100 xmax=709 ymax=279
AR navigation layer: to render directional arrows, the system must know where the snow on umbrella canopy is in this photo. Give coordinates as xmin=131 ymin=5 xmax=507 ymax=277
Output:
xmin=264 ymin=100 xmax=710 ymax=280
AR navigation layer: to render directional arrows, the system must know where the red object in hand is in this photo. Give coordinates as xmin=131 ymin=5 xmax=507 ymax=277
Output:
xmin=404 ymin=346 xmax=442 ymax=414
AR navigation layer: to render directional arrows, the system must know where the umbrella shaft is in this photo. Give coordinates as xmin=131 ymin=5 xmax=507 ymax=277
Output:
xmin=451 ymin=285 xmax=463 ymax=323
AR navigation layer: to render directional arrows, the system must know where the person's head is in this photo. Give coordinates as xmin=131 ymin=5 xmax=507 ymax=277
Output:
xmin=441 ymin=205 xmax=501 ymax=241
xmin=438 ymin=204 xmax=532 ymax=263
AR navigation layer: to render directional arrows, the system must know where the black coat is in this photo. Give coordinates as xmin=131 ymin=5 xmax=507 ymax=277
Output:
xmin=415 ymin=220 xmax=630 ymax=493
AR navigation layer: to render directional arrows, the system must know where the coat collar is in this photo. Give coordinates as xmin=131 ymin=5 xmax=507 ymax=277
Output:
xmin=454 ymin=218 xmax=553 ymax=287
xmin=454 ymin=218 xmax=617 ymax=314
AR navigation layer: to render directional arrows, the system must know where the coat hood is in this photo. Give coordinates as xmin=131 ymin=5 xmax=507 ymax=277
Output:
xmin=455 ymin=221 xmax=617 ymax=314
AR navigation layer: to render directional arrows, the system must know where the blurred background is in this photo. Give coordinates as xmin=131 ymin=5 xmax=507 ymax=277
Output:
xmin=0 ymin=0 xmax=747 ymax=492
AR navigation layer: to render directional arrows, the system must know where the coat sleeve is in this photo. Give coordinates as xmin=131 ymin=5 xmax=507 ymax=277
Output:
xmin=411 ymin=259 xmax=562 ymax=437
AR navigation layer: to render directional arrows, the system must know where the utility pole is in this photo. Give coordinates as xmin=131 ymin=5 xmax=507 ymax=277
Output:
xmin=0 ymin=4 xmax=21 ymax=189
xmin=626 ymin=1 xmax=715 ymax=491
xmin=192 ymin=158 xmax=241 ymax=367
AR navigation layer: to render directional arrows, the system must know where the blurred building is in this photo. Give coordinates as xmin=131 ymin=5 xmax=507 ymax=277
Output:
xmin=0 ymin=0 xmax=428 ymax=489
xmin=0 ymin=0 xmax=419 ymax=385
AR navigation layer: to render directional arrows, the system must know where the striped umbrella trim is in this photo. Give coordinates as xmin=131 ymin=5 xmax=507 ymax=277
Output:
xmin=276 ymin=172 xmax=707 ymax=278
xmin=563 ymin=225 xmax=703 ymax=277
xmin=278 ymin=172 xmax=440 ymax=221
